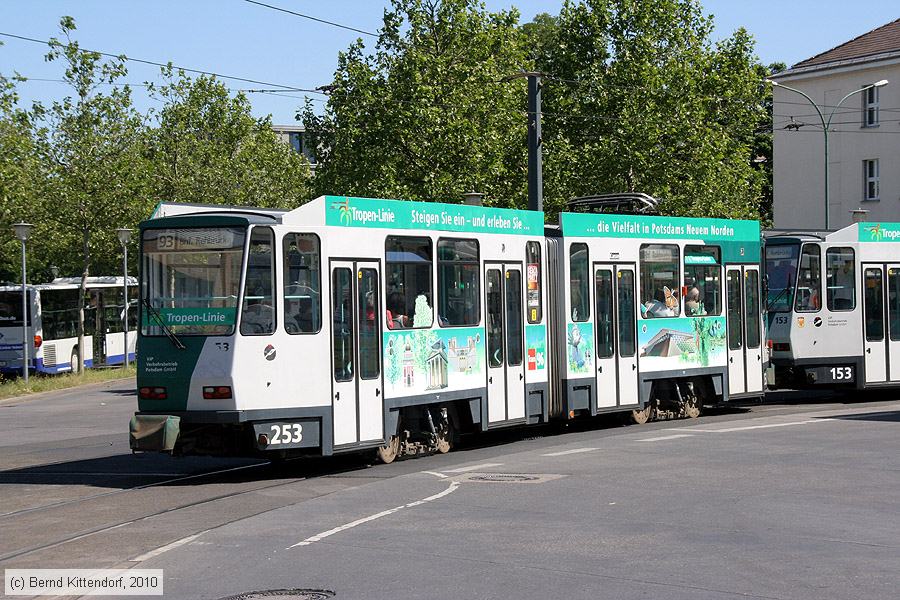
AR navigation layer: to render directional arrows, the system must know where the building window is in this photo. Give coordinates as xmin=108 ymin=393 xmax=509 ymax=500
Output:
xmin=863 ymin=159 xmax=879 ymax=201
xmin=863 ymin=85 xmax=879 ymax=127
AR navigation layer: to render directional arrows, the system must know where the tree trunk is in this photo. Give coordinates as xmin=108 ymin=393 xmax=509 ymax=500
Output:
xmin=76 ymin=228 xmax=90 ymax=374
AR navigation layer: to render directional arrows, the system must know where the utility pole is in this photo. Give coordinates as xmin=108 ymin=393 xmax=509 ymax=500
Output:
xmin=505 ymin=72 xmax=544 ymax=212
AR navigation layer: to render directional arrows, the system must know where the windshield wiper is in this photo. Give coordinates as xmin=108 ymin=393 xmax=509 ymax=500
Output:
xmin=143 ymin=298 xmax=186 ymax=350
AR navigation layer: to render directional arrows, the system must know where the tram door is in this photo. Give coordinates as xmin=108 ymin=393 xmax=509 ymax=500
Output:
xmin=726 ymin=266 xmax=763 ymax=396
xmin=330 ymin=260 xmax=384 ymax=447
xmin=485 ymin=264 xmax=526 ymax=423
xmin=593 ymin=264 xmax=638 ymax=408
xmin=886 ymin=265 xmax=900 ymax=382
xmin=862 ymin=265 xmax=886 ymax=383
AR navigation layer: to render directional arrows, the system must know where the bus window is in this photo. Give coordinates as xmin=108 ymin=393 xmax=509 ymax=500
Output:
xmin=526 ymin=241 xmax=542 ymax=323
xmin=0 ymin=290 xmax=32 ymax=326
xmin=569 ymin=243 xmax=589 ymax=322
xmin=826 ymin=247 xmax=855 ymax=311
xmin=437 ymin=239 xmax=479 ymax=327
xmin=640 ymin=244 xmax=680 ymax=318
xmin=385 ymin=236 xmax=433 ymax=329
xmin=794 ymin=244 xmax=821 ymax=312
xmin=40 ymin=289 xmax=79 ymax=339
xmin=282 ymin=233 xmax=321 ymax=334
xmin=240 ymin=228 xmax=276 ymax=335
xmin=683 ymin=245 xmax=721 ymax=316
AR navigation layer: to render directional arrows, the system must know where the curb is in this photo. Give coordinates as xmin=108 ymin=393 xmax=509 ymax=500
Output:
xmin=0 ymin=375 xmax=136 ymax=406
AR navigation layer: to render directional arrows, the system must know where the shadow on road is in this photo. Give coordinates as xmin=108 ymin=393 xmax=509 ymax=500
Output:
xmin=823 ymin=409 xmax=900 ymax=422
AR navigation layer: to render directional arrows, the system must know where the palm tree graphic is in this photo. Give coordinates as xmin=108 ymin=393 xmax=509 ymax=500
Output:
xmin=867 ymin=224 xmax=883 ymax=241
xmin=331 ymin=198 xmax=352 ymax=225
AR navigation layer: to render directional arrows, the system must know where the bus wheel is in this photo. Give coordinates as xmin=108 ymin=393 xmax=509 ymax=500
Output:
xmin=70 ymin=348 xmax=80 ymax=373
xmin=631 ymin=405 xmax=652 ymax=425
xmin=376 ymin=435 xmax=401 ymax=464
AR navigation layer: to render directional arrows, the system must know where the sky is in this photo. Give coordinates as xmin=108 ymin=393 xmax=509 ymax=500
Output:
xmin=0 ymin=1 xmax=897 ymax=125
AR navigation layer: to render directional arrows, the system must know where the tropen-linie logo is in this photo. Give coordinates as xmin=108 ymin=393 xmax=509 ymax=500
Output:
xmin=867 ymin=224 xmax=883 ymax=241
xmin=331 ymin=198 xmax=353 ymax=226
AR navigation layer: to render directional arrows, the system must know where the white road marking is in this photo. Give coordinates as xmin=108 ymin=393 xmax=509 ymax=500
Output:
xmin=421 ymin=470 xmax=448 ymax=479
xmin=287 ymin=481 xmax=460 ymax=549
xmin=541 ymin=447 xmax=600 ymax=457
xmin=444 ymin=462 xmax=503 ymax=473
xmin=637 ymin=434 xmax=695 ymax=442
xmin=667 ymin=418 xmax=834 ymax=434
xmin=130 ymin=533 xmax=202 ymax=562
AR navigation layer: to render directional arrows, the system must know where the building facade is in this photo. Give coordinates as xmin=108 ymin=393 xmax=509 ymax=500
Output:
xmin=772 ymin=19 xmax=900 ymax=230
xmin=272 ymin=124 xmax=316 ymax=169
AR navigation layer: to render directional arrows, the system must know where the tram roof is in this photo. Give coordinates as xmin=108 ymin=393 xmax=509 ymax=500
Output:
xmin=765 ymin=222 xmax=900 ymax=244
xmin=146 ymin=196 xmax=547 ymax=237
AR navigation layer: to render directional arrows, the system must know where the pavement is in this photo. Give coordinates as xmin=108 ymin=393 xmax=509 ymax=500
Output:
xmin=0 ymin=382 xmax=898 ymax=600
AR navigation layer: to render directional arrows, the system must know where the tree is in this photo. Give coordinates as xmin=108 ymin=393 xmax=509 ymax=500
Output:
xmin=29 ymin=17 xmax=152 ymax=371
xmin=301 ymin=0 xmax=531 ymax=207
xmin=145 ymin=67 xmax=311 ymax=209
xmin=527 ymin=0 xmax=769 ymax=220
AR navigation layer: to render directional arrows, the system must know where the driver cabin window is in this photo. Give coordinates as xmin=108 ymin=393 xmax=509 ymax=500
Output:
xmin=240 ymin=227 xmax=276 ymax=335
xmin=385 ymin=236 xmax=433 ymax=329
xmin=795 ymin=244 xmax=822 ymax=313
xmin=640 ymin=244 xmax=680 ymax=318
xmin=282 ymin=233 xmax=321 ymax=333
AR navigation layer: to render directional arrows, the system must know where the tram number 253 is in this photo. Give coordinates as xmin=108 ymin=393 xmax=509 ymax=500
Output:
xmin=269 ymin=423 xmax=302 ymax=445
xmin=252 ymin=421 xmax=315 ymax=449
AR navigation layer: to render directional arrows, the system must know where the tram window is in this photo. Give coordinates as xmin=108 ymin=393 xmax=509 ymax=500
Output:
xmin=794 ymin=244 xmax=821 ymax=312
xmin=240 ymin=228 xmax=276 ymax=335
xmin=864 ymin=268 xmax=884 ymax=342
xmin=744 ymin=270 xmax=760 ymax=349
xmin=282 ymin=233 xmax=321 ymax=334
xmin=526 ymin=241 xmax=542 ymax=323
xmin=506 ymin=269 xmax=523 ymax=366
xmin=385 ymin=236 xmax=433 ymax=329
xmin=358 ymin=268 xmax=380 ymax=379
xmin=889 ymin=269 xmax=900 ymax=342
xmin=825 ymin=247 xmax=855 ymax=311
xmin=437 ymin=239 xmax=479 ymax=327
xmin=486 ymin=269 xmax=504 ymax=367
xmin=617 ymin=269 xmax=636 ymax=357
xmin=727 ymin=270 xmax=742 ymax=350
xmin=332 ymin=268 xmax=354 ymax=381
xmin=640 ymin=244 xmax=680 ymax=318
xmin=595 ymin=269 xmax=614 ymax=359
xmin=683 ymin=245 xmax=721 ymax=316
xmin=569 ymin=243 xmax=590 ymax=322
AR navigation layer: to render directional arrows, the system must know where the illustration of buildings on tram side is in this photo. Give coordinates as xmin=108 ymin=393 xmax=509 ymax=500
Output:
xmin=637 ymin=317 xmax=726 ymax=371
xmin=384 ymin=329 xmax=484 ymax=396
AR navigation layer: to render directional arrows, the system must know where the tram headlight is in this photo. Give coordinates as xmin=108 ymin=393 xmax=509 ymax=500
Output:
xmin=139 ymin=386 xmax=168 ymax=400
xmin=203 ymin=386 xmax=233 ymax=400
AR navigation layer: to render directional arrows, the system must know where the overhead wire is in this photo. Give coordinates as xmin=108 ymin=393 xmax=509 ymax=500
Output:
xmin=241 ymin=0 xmax=378 ymax=37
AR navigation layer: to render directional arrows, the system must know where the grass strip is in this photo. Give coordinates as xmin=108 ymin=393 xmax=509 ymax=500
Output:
xmin=0 ymin=366 xmax=135 ymax=401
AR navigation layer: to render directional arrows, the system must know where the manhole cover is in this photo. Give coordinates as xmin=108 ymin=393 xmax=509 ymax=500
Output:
xmin=469 ymin=474 xmax=539 ymax=482
xmin=219 ymin=590 xmax=334 ymax=600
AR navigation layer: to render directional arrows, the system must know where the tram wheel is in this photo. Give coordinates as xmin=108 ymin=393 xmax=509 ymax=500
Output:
xmin=434 ymin=410 xmax=454 ymax=454
xmin=683 ymin=396 xmax=701 ymax=419
xmin=376 ymin=435 xmax=401 ymax=464
xmin=631 ymin=405 xmax=652 ymax=425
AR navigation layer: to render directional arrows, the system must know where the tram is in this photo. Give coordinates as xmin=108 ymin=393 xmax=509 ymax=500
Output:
xmin=130 ymin=196 xmax=765 ymax=461
xmin=766 ymin=222 xmax=900 ymax=390
xmin=0 ymin=276 xmax=137 ymax=375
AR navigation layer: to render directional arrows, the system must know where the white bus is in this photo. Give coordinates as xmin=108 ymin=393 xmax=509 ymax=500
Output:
xmin=0 ymin=276 xmax=137 ymax=376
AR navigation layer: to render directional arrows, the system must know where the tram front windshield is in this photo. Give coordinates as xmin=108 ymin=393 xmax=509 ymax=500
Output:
xmin=765 ymin=244 xmax=799 ymax=312
xmin=141 ymin=227 xmax=246 ymax=336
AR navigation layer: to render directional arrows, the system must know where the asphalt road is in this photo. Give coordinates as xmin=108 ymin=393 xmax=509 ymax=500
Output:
xmin=1 ymin=382 xmax=898 ymax=600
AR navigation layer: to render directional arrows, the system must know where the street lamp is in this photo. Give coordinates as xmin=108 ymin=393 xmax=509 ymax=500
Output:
xmin=12 ymin=223 xmax=33 ymax=384
xmin=768 ymin=78 xmax=888 ymax=230
xmin=116 ymin=228 xmax=133 ymax=368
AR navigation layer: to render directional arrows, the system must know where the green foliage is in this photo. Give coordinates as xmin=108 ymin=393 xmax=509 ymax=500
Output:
xmin=301 ymin=0 xmax=530 ymax=207
xmin=145 ymin=67 xmax=311 ymax=209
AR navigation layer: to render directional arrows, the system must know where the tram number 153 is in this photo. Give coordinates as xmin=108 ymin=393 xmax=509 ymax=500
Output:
xmin=820 ymin=366 xmax=854 ymax=383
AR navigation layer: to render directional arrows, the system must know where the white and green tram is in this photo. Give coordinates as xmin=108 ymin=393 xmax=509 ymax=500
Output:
xmin=130 ymin=197 xmax=763 ymax=460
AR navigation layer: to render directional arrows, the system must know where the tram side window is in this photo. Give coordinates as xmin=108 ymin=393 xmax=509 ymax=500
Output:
xmin=569 ymin=243 xmax=590 ymax=322
xmin=240 ymin=228 xmax=276 ymax=335
xmin=437 ymin=239 xmax=479 ymax=327
xmin=825 ymin=247 xmax=855 ymax=311
xmin=794 ymin=244 xmax=821 ymax=312
xmin=889 ymin=269 xmax=900 ymax=342
xmin=526 ymin=241 xmax=542 ymax=323
xmin=385 ymin=236 xmax=433 ymax=329
xmin=640 ymin=244 xmax=680 ymax=318
xmin=282 ymin=233 xmax=321 ymax=334
xmin=683 ymin=245 xmax=721 ymax=316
